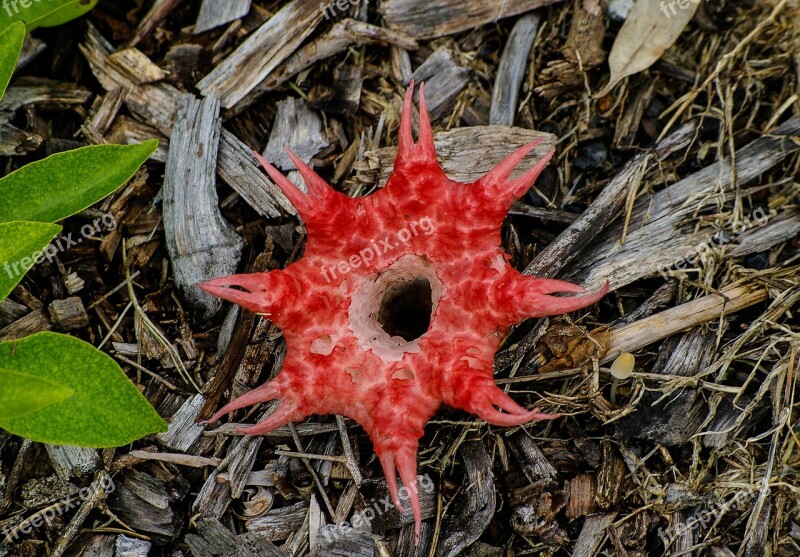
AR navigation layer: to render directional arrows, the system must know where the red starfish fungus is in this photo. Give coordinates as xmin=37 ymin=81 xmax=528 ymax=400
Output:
xmin=201 ymin=83 xmax=607 ymax=540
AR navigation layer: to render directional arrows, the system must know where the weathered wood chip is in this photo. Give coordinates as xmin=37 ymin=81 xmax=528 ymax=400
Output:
xmin=81 ymin=23 xmax=291 ymax=218
xmin=613 ymin=328 xmax=715 ymax=445
xmin=236 ymin=19 xmax=417 ymax=112
xmin=0 ymin=77 xmax=91 ymax=113
xmin=0 ymin=309 xmax=51 ymax=341
xmin=157 ymin=394 xmax=207 ymax=452
xmin=379 ymin=0 xmax=564 ymax=39
xmin=309 ymin=65 xmax=363 ymax=116
xmin=352 ymin=126 xmax=556 ymax=188
xmin=727 ymin=208 xmax=800 ymax=258
xmin=115 ymin=535 xmax=151 ymax=557
xmin=263 ymin=97 xmax=330 ymax=172
xmin=109 ymin=470 xmax=183 ymax=542
xmin=48 ymin=297 xmax=89 ymax=331
xmin=194 ymin=0 xmax=252 ymax=34
xmin=409 ymin=47 xmax=470 ymax=120
xmin=245 ymin=501 xmax=308 ymax=540
xmin=0 ymin=299 xmax=27 ymax=327
xmin=566 ymin=474 xmax=597 ymax=518
xmin=490 ymin=13 xmax=540 ymax=126
xmin=316 ymin=525 xmax=384 ymax=557
xmin=185 ymin=516 xmax=284 ymax=557
xmin=16 ymin=34 xmax=46 ymax=70
xmin=162 ymin=93 xmax=243 ymax=317
xmin=563 ymin=118 xmax=800 ymax=291
xmin=0 ymin=121 xmax=41 ymax=156
xmin=198 ymin=0 xmax=333 ymax=108
xmin=437 ymin=440 xmax=495 ymax=557
xmin=107 ymin=49 xmax=166 ymax=85
xmin=572 ymin=512 xmax=616 ymax=556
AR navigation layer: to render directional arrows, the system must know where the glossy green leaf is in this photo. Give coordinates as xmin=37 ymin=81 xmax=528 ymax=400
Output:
xmin=0 ymin=21 xmax=24 ymax=102
xmin=0 ymin=0 xmax=100 ymax=32
xmin=0 ymin=140 xmax=158 ymax=224
xmin=0 ymin=332 xmax=167 ymax=447
xmin=0 ymin=221 xmax=60 ymax=301
xmin=0 ymin=367 xmax=73 ymax=419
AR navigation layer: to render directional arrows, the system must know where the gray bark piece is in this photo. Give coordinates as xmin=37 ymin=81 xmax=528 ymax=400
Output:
xmin=186 ymin=516 xmax=284 ymax=557
xmin=16 ymin=35 xmax=46 ymax=70
xmin=194 ymin=0 xmax=252 ymax=34
xmin=263 ymin=98 xmax=329 ymax=172
xmin=227 ymin=436 xmax=263 ymax=499
xmin=379 ymin=0 xmax=563 ymax=39
xmin=0 ymin=121 xmax=41 ymax=156
xmin=353 ymin=126 xmax=556 ymax=188
xmin=490 ymin=14 xmax=540 ymax=126
xmin=727 ymin=209 xmax=800 ymax=257
xmin=192 ymin=469 xmax=232 ymax=519
xmin=562 ymin=117 xmax=800 ymax=291
xmin=233 ymin=19 xmax=417 ymax=112
xmin=410 ymin=47 xmax=470 ymax=120
xmin=114 ymin=535 xmax=151 ymax=557
xmin=246 ymin=501 xmax=309 ymax=540
xmin=87 ymin=87 xmax=126 ymax=135
xmin=0 ymin=308 xmax=51 ymax=341
xmin=74 ymin=534 xmax=115 ymax=557
xmin=197 ymin=0 xmax=332 ymax=108
xmin=614 ymin=328 xmax=716 ymax=445
xmin=0 ymin=77 xmax=91 ymax=113
xmin=45 ymin=445 xmax=99 ymax=483
xmin=157 ymin=394 xmax=207 ymax=452
xmin=571 ymin=513 xmax=616 ymax=557
xmin=0 ymin=299 xmax=27 ymax=327
xmin=109 ymin=470 xmax=181 ymax=542
xmin=436 ymin=440 xmax=496 ymax=557
xmin=81 ymin=24 xmax=291 ymax=218
xmin=524 ymin=120 xmax=698 ymax=278
xmin=508 ymin=430 xmax=558 ymax=485
xmin=163 ymin=94 xmax=243 ymax=317
xmin=316 ymin=525 xmax=383 ymax=557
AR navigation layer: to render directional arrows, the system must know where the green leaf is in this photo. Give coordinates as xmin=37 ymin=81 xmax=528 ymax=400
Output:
xmin=0 ymin=140 xmax=158 ymax=224
xmin=0 ymin=332 xmax=167 ymax=447
xmin=0 ymin=0 xmax=100 ymax=32
xmin=0 ymin=21 xmax=24 ymax=102
xmin=0 ymin=221 xmax=61 ymax=301
xmin=0 ymin=368 xmax=74 ymax=420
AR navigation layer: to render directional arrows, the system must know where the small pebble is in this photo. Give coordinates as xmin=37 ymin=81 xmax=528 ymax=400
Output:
xmin=539 ymin=121 xmax=560 ymax=136
xmin=646 ymin=98 xmax=667 ymax=119
xmin=608 ymin=0 xmax=634 ymax=21
xmin=745 ymin=252 xmax=770 ymax=270
xmin=573 ymin=141 xmax=608 ymax=170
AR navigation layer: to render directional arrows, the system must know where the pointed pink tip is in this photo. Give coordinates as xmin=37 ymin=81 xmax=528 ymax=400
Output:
xmin=197 ymin=273 xmax=277 ymax=315
xmin=197 ymin=277 xmax=230 ymax=298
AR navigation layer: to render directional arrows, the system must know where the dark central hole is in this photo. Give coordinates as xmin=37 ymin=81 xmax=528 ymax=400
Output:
xmin=377 ymin=277 xmax=433 ymax=341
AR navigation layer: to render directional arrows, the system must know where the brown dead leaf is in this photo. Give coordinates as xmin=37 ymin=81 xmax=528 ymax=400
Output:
xmin=598 ymin=0 xmax=699 ymax=96
xmin=538 ymin=324 xmax=610 ymax=373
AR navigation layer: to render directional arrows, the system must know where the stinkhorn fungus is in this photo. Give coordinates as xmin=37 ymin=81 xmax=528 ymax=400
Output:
xmin=201 ymin=82 xmax=607 ymax=540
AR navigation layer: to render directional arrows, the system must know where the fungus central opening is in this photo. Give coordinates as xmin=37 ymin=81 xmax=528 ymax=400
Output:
xmin=349 ymin=254 xmax=445 ymax=363
xmin=377 ymin=277 xmax=433 ymax=341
